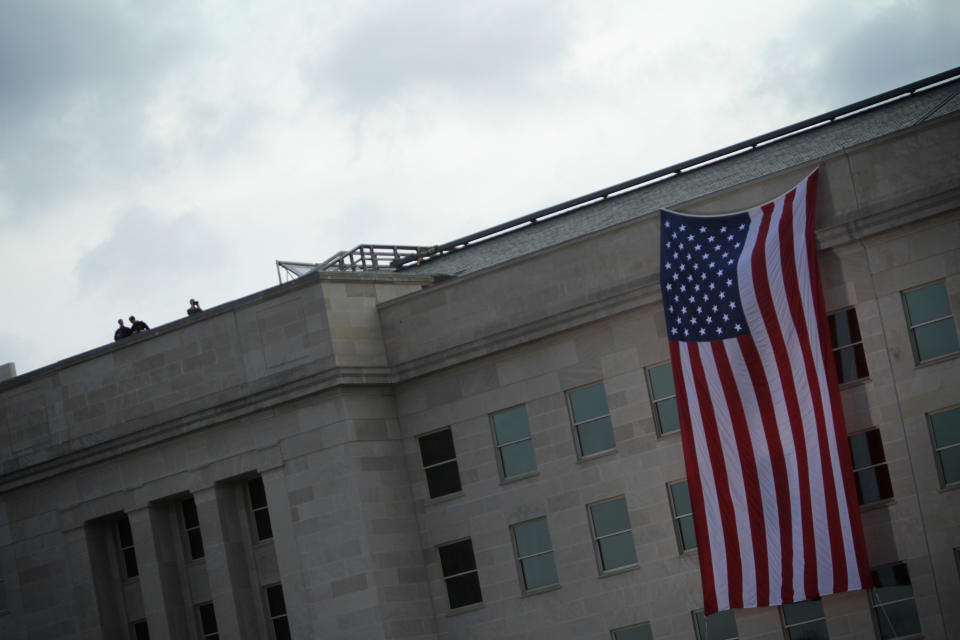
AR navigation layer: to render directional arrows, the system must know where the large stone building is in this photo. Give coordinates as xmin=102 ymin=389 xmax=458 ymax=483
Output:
xmin=2 ymin=68 xmax=959 ymax=640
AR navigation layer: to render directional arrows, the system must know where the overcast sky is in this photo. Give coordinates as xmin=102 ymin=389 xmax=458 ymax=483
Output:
xmin=1 ymin=0 xmax=958 ymax=375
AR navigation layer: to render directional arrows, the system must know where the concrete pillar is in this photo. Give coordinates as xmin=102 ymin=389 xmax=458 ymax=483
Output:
xmin=127 ymin=506 xmax=178 ymax=640
xmin=83 ymin=519 xmax=127 ymax=640
xmin=261 ymin=466 xmax=310 ymax=639
xmin=194 ymin=485 xmax=258 ymax=640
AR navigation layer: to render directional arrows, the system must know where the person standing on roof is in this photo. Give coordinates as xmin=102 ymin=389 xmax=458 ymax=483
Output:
xmin=114 ymin=319 xmax=133 ymax=341
xmin=187 ymin=299 xmax=203 ymax=315
xmin=129 ymin=315 xmax=150 ymax=333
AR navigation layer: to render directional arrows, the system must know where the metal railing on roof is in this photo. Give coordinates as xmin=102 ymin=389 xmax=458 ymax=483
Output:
xmin=390 ymin=65 xmax=960 ymax=269
xmin=277 ymin=245 xmax=436 ymax=282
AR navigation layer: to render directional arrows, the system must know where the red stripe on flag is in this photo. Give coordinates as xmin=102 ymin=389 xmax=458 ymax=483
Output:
xmin=671 ymin=339 xmax=718 ymax=614
xmin=801 ymin=173 xmax=874 ymax=592
xmin=712 ymin=340 xmax=769 ymax=606
xmin=687 ymin=343 xmax=744 ymax=608
xmin=778 ymin=188 xmax=848 ymax=595
xmin=739 ymin=334 xmax=793 ymax=605
xmin=752 ymin=199 xmax=817 ymax=603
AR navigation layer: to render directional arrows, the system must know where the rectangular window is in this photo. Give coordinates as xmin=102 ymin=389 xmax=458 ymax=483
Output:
xmin=491 ymin=406 xmax=537 ymax=478
xmin=611 ymin=623 xmax=653 ymax=640
xmin=181 ymin=497 xmax=205 ymax=560
xmin=265 ymin=584 xmax=292 ymax=640
xmin=511 ymin=518 xmax=558 ymax=592
xmin=418 ymin=428 xmax=462 ymax=498
xmin=247 ymin=477 xmax=273 ymax=541
xmin=781 ymin=598 xmax=828 ymax=640
xmin=131 ymin=619 xmax=150 ymax=640
xmin=589 ymin=497 xmax=637 ymax=572
xmin=116 ymin=515 xmax=139 ymax=579
xmin=929 ymin=406 xmax=960 ymax=487
xmin=568 ymin=382 xmax=616 ymax=457
xmin=693 ymin=609 xmax=738 ymax=640
xmin=903 ymin=280 xmax=959 ymax=362
xmin=438 ymin=539 xmax=482 ymax=609
xmin=828 ymin=308 xmax=869 ymax=382
xmin=196 ymin=602 xmax=219 ymax=640
xmin=668 ymin=481 xmax=697 ymax=551
xmin=647 ymin=362 xmax=681 ymax=435
xmin=871 ymin=563 xmax=921 ymax=639
xmin=848 ymin=429 xmax=893 ymax=504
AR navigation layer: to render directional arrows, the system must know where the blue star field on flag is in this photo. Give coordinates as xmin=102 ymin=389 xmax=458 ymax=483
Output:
xmin=660 ymin=210 xmax=751 ymax=342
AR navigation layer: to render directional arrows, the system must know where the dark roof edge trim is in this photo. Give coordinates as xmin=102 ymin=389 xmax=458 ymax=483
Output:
xmin=393 ymin=65 xmax=960 ymax=269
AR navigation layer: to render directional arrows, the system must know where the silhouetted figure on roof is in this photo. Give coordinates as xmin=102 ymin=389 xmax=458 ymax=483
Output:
xmin=129 ymin=315 xmax=150 ymax=333
xmin=187 ymin=299 xmax=203 ymax=315
xmin=114 ymin=319 xmax=133 ymax=341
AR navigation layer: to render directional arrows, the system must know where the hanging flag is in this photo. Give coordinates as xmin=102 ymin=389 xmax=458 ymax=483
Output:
xmin=659 ymin=170 xmax=871 ymax=614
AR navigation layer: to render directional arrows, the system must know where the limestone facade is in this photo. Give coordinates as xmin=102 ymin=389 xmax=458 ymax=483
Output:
xmin=2 ymin=90 xmax=959 ymax=640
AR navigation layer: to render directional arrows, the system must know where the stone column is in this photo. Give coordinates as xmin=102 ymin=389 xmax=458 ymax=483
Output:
xmin=194 ymin=485 xmax=258 ymax=640
xmin=261 ymin=466 xmax=310 ymax=638
xmin=127 ymin=505 xmax=178 ymax=640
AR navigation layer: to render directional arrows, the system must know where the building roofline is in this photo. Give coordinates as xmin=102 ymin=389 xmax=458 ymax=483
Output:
xmin=392 ymin=65 xmax=960 ymax=269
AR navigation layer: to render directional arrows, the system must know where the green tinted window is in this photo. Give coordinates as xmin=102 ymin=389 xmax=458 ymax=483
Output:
xmin=492 ymin=406 xmax=537 ymax=478
xmin=904 ymin=281 xmax=959 ymax=361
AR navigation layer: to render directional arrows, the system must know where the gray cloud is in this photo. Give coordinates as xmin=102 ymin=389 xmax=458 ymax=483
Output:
xmin=75 ymin=207 xmax=231 ymax=295
xmin=311 ymin=0 xmax=573 ymax=109
xmin=0 ymin=2 xmax=198 ymax=220
xmin=755 ymin=0 xmax=960 ymax=115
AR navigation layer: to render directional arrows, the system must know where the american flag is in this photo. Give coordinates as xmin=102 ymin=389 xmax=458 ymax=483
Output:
xmin=660 ymin=171 xmax=871 ymax=614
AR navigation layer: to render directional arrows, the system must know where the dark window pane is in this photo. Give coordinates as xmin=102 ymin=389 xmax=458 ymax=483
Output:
xmin=835 ymin=344 xmax=868 ymax=382
xmin=133 ymin=620 xmax=150 ymax=640
xmin=855 ymin=466 xmax=893 ymax=504
xmin=272 ymin=617 xmax=292 ymax=640
xmin=829 ymin=309 xmax=862 ymax=347
xmin=266 ymin=585 xmax=287 ymax=616
xmin=117 ymin=517 xmax=134 ymax=547
xmin=939 ymin=446 xmax=960 ymax=484
xmin=657 ymin=397 xmax=681 ymax=434
xmin=188 ymin=529 xmax=205 ymax=559
xmin=905 ymin=281 xmax=951 ymax=325
xmin=425 ymin=461 xmax=462 ymax=498
xmin=577 ymin=417 xmax=615 ymax=456
xmin=671 ymin=482 xmax=692 ymax=516
xmin=445 ymin=572 xmax=482 ymax=608
xmin=598 ymin=531 xmax=637 ymax=569
xmin=182 ymin=498 xmax=199 ymax=528
xmin=849 ymin=430 xmax=885 ymax=468
xmin=199 ymin=604 xmax=218 ymax=633
xmin=914 ymin=318 xmax=960 ymax=360
xmin=695 ymin=609 xmax=739 ymax=640
xmin=613 ymin=624 xmax=653 ymax=640
xmin=521 ymin=552 xmax=558 ymax=590
xmin=569 ymin=384 xmax=609 ymax=423
xmin=500 ymin=440 xmax=536 ymax=477
xmin=439 ymin=540 xmax=477 ymax=576
xmin=648 ymin=363 xmax=675 ymax=400
xmin=492 ymin=407 xmax=530 ymax=444
xmin=513 ymin=519 xmax=551 ymax=557
xmin=254 ymin=509 xmax=273 ymax=541
xmin=591 ymin=498 xmax=631 ymax=537
xmin=248 ymin=477 xmax=268 ymax=509
xmin=418 ymin=429 xmax=456 ymax=467
xmin=931 ymin=408 xmax=960 ymax=448
xmin=679 ymin=516 xmax=698 ymax=550
xmin=876 ymin=600 xmax=922 ymax=639
xmin=785 ymin=619 xmax=828 ymax=640
xmin=782 ymin=599 xmax=824 ymax=626
xmin=124 ymin=548 xmax=139 ymax=578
